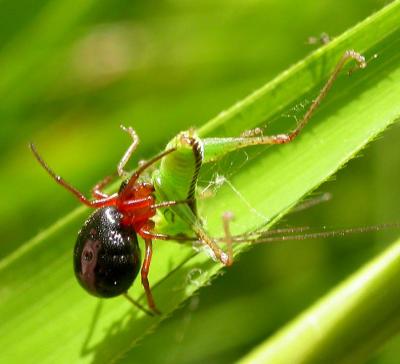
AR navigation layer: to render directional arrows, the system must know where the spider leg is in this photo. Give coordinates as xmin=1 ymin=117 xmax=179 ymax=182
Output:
xmin=91 ymin=126 xmax=140 ymax=197
xmin=118 ymin=125 xmax=140 ymax=179
xmin=91 ymin=173 xmax=118 ymax=198
xmin=30 ymin=143 xmax=118 ymax=208
xmin=150 ymin=199 xmax=194 ymax=209
xmin=121 ymin=148 xmax=176 ymax=196
xmin=122 ymin=292 xmax=155 ymax=317
xmin=141 ymin=238 xmax=161 ymax=314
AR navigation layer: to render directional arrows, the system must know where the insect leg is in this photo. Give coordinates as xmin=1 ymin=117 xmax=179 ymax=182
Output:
xmin=192 ymin=212 xmax=234 ymax=266
xmin=289 ymin=192 xmax=331 ymax=214
xmin=202 ymin=50 xmax=366 ymax=162
xmin=221 ymin=212 xmax=234 ymax=266
xmin=141 ymin=221 xmax=233 ymax=266
xmin=193 ymin=226 xmax=232 ymax=266
xmin=139 ymin=228 xmax=197 ymax=242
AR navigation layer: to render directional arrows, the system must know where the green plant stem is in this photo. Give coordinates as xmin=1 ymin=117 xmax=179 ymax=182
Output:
xmin=239 ymin=237 xmax=400 ymax=364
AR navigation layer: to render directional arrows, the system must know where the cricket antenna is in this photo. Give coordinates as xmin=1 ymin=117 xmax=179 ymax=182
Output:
xmin=232 ymin=222 xmax=400 ymax=244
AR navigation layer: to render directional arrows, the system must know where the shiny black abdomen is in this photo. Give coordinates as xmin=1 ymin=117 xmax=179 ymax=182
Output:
xmin=73 ymin=206 xmax=141 ymax=297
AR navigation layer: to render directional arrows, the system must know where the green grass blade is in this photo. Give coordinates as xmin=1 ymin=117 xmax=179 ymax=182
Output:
xmin=238 ymin=236 xmax=400 ymax=364
xmin=1 ymin=1 xmax=400 ymax=363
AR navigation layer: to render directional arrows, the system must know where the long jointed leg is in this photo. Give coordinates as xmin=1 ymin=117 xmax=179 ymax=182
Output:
xmin=189 ymin=212 xmax=235 ymax=267
xmin=120 ymin=147 xmax=176 ymax=199
xmin=222 ymin=212 xmax=234 ymax=266
xmin=29 ymin=143 xmax=118 ymax=208
xmin=91 ymin=125 xmax=140 ymax=198
xmin=141 ymin=238 xmax=161 ymax=314
xmin=122 ymin=293 xmax=155 ymax=316
xmin=29 ymin=124 xmax=142 ymax=206
xmin=91 ymin=173 xmax=117 ymax=199
xmin=91 ymin=124 xmax=171 ymax=200
xmin=118 ymin=125 xmax=140 ymax=179
xmin=202 ymin=50 xmax=366 ymax=162
xmin=92 ymin=125 xmax=174 ymax=200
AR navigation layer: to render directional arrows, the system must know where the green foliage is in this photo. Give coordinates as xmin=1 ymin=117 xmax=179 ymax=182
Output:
xmin=240 ymin=237 xmax=400 ymax=364
xmin=0 ymin=1 xmax=400 ymax=363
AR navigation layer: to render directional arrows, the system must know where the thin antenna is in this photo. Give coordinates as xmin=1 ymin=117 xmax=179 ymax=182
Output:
xmin=232 ymin=223 xmax=400 ymax=244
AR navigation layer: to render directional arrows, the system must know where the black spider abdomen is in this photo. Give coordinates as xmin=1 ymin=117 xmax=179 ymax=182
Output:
xmin=73 ymin=206 xmax=141 ymax=298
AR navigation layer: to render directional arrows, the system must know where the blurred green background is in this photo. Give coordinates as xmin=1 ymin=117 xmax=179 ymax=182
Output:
xmin=1 ymin=0 xmax=399 ymax=363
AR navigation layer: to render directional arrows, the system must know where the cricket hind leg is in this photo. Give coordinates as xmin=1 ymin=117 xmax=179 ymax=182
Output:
xmin=189 ymin=212 xmax=235 ymax=267
xmin=139 ymin=213 xmax=235 ymax=267
xmin=192 ymin=51 xmax=366 ymax=263
xmin=202 ymin=50 xmax=367 ymax=162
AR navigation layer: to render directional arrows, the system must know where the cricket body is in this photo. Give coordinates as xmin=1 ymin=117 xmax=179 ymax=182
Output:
xmin=30 ymin=50 xmax=366 ymax=315
xmin=153 ymin=50 xmax=367 ymax=265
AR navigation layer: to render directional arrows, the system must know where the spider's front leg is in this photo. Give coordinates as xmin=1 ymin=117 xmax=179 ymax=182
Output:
xmin=91 ymin=125 xmax=140 ymax=199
